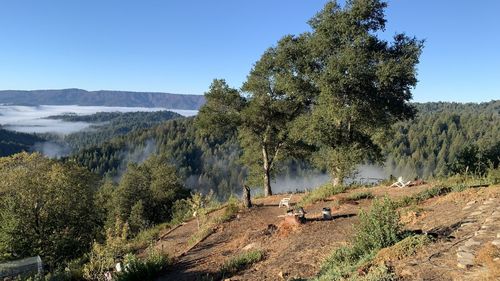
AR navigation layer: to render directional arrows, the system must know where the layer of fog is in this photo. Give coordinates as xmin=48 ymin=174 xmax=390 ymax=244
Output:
xmin=0 ymin=105 xmax=197 ymax=134
xmin=32 ymin=141 xmax=73 ymax=159
xmin=259 ymin=164 xmax=388 ymax=195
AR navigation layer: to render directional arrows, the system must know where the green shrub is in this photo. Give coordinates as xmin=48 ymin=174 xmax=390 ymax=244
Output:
xmin=299 ymin=183 xmax=347 ymax=206
xmin=487 ymin=167 xmax=500 ymax=185
xmin=220 ymin=250 xmax=265 ymax=277
xmin=115 ymin=251 xmax=170 ymax=281
xmin=353 ymin=197 xmax=401 ymax=254
xmin=316 ymin=198 xmax=401 ymax=281
xmin=171 ymin=199 xmax=193 ymax=224
xmin=216 ymin=197 xmax=240 ymax=223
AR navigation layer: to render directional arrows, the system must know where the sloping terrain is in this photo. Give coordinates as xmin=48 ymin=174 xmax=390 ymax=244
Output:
xmin=150 ymin=184 xmax=500 ymax=280
xmin=149 ymin=184 xmax=500 ymax=280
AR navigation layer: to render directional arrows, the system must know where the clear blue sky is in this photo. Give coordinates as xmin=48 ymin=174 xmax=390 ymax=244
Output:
xmin=0 ymin=0 xmax=498 ymax=102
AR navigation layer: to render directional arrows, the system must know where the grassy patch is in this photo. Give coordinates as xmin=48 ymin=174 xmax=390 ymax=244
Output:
xmin=220 ymin=250 xmax=265 ymax=278
xmin=396 ymin=185 xmax=452 ymax=207
xmin=298 ymin=183 xmax=347 ymax=206
xmin=129 ymin=222 xmax=172 ymax=251
xmin=346 ymin=191 xmax=374 ymax=201
xmin=397 ymin=182 xmax=477 ymax=208
xmin=188 ymin=198 xmax=240 ymax=247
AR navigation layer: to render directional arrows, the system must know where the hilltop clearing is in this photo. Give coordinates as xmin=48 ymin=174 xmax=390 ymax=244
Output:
xmin=151 ymin=183 xmax=500 ymax=280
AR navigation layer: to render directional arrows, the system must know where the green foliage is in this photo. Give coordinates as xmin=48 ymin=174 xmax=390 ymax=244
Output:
xmin=110 ymin=155 xmax=189 ymax=237
xmin=115 ymin=251 xmax=170 ymax=281
xmin=298 ymin=0 xmax=423 ymax=184
xmin=171 ymin=199 xmax=193 ymax=224
xmin=487 ymin=167 xmax=500 ymax=185
xmin=354 ymin=198 xmax=401 ymax=254
xmin=316 ymin=197 xmax=401 ymax=281
xmin=194 ymin=79 xmax=245 ymax=141
xmin=299 ymin=183 xmax=347 ymax=206
xmin=220 ymin=250 xmax=265 ymax=278
xmin=82 ymin=220 xmax=130 ymax=281
xmin=45 ymin=111 xmax=182 ymax=151
xmin=448 ymin=142 xmax=500 ymax=176
xmin=70 ymin=118 xmax=247 ymax=200
xmin=128 ymin=223 xmax=171 ymax=252
xmin=128 ymin=201 xmax=148 ymax=236
xmin=0 ymin=152 xmax=100 ymax=267
xmin=384 ymin=101 xmax=500 ymax=179
xmin=0 ymin=128 xmax=45 ymax=157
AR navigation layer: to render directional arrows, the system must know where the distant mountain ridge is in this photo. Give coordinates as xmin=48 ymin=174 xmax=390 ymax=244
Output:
xmin=0 ymin=88 xmax=205 ymax=109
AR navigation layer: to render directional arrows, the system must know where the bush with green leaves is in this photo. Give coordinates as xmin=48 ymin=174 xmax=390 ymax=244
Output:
xmin=115 ymin=250 xmax=170 ymax=281
xmin=316 ymin=197 xmax=401 ymax=281
xmin=82 ymin=220 xmax=130 ymax=281
xmin=487 ymin=167 xmax=500 ymax=185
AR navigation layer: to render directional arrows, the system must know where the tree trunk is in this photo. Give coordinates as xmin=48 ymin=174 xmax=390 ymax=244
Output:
xmin=264 ymin=168 xmax=272 ymax=196
xmin=332 ymin=168 xmax=343 ymax=186
xmin=262 ymin=146 xmax=273 ymax=196
xmin=332 ymin=177 xmax=341 ymax=186
xmin=242 ymin=185 xmax=252 ymax=208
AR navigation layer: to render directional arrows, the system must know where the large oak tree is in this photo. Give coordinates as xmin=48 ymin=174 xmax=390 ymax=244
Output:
xmin=295 ymin=0 xmax=424 ymax=185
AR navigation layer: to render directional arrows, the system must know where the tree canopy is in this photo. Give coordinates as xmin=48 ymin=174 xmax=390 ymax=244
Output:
xmin=0 ymin=152 xmax=100 ymax=266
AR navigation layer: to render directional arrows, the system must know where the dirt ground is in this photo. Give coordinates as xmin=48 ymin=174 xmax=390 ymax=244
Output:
xmin=153 ymin=183 xmax=500 ymax=281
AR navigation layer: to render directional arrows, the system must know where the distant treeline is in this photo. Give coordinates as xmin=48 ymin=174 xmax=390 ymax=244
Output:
xmin=45 ymin=110 xmax=183 ymax=150
xmin=384 ymin=100 xmax=500 ymax=178
xmin=0 ymin=128 xmax=44 ymax=157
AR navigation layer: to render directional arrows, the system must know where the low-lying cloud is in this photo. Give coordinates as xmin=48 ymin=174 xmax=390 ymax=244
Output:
xmin=0 ymin=105 xmax=197 ymax=135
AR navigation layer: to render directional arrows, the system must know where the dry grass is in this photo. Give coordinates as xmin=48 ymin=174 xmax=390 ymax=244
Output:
xmin=374 ymin=235 xmax=431 ymax=264
xmin=475 ymin=243 xmax=500 ymax=280
xmin=400 ymin=206 xmax=428 ymax=226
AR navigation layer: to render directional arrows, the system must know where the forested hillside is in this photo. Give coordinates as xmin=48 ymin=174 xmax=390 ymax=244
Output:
xmin=47 ymin=110 xmax=183 ymax=150
xmin=384 ymin=100 xmax=500 ymax=179
xmin=67 ymin=100 xmax=499 ymax=198
xmin=0 ymin=88 xmax=205 ymax=109
xmin=0 ymin=128 xmax=44 ymax=156
xmin=69 ymin=118 xmax=247 ymax=199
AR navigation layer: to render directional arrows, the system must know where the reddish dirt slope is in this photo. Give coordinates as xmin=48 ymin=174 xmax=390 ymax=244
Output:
xmin=156 ymin=184 xmax=435 ymax=280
